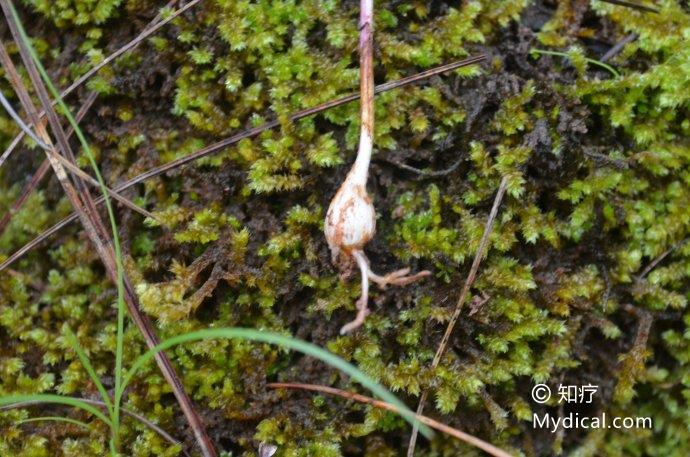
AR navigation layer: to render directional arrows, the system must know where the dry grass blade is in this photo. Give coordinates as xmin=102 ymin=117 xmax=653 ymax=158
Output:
xmin=598 ymin=0 xmax=659 ymax=13
xmin=267 ymin=382 xmax=513 ymax=457
xmin=636 ymin=237 xmax=688 ymax=280
xmin=0 ymin=88 xmax=156 ymax=222
xmin=104 ymin=56 xmax=486 ymax=185
xmin=0 ymin=3 xmax=216 ymax=455
xmin=0 ymin=91 xmax=97 ymax=236
xmin=60 ymin=0 xmax=201 ymax=99
xmin=600 ymin=33 xmax=638 ymax=63
xmin=0 ymin=0 xmax=200 ymax=162
xmin=0 ymin=121 xmax=22 ymax=167
xmin=44 ymin=149 xmax=159 ymax=222
xmin=407 ymin=176 xmax=509 ymax=456
xmin=0 ymin=87 xmax=50 ymax=148
xmin=0 ymin=212 xmax=72 ymax=269
xmin=0 ymin=55 xmax=485 ymax=271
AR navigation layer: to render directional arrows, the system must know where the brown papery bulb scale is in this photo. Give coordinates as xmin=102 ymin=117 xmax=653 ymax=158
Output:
xmin=324 ymin=0 xmax=430 ymax=334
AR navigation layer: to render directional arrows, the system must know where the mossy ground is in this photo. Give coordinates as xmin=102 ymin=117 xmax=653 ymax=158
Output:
xmin=1 ymin=0 xmax=690 ymax=456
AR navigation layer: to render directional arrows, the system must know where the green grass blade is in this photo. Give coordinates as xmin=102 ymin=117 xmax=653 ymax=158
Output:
xmin=120 ymin=328 xmax=434 ymax=439
xmin=16 ymin=415 xmax=92 ymax=430
xmin=64 ymin=327 xmax=113 ymax=413
xmin=7 ymin=2 xmax=128 ymax=449
xmin=0 ymin=394 xmax=112 ymax=426
xmin=530 ymin=48 xmax=621 ymax=77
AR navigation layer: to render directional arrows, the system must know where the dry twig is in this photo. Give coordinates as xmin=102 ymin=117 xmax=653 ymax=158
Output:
xmin=598 ymin=0 xmax=659 ymax=13
xmin=600 ymin=33 xmax=638 ymax=63
xmin=384 ymin=155 xmax=464 ymax=179
xmin=407 ymin=176 xmax=509 ymax=456
xmin=268 ymin=382 xmax=513 ymax=457
xmin=635 ymin=237 xmax=688 ymax=281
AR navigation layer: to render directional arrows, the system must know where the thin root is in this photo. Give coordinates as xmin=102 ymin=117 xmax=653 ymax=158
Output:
xmin=340 ymin=251 xmax=371 ymax=334
xmin=340 ymin=251 xmax=430 ymax=334
xmin=369 ymin=267 xmax=432 ymax=288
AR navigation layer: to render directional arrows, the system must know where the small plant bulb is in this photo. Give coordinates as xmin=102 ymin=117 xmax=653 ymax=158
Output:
xmin=325 ymin=0 xmax=430 ymax=334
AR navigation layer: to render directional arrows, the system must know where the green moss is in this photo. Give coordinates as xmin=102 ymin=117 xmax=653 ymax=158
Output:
xmin=3 ymin=0 xmax=690 ymax=455
xmin=22 ymin=0 xmax=122 ymax=27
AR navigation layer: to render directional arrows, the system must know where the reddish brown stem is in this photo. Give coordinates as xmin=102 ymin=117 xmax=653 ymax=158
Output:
xmin=348 ymin=0 xmax=375 ymax=184
xmin=359 ymin=0 xmax=374 ymax=138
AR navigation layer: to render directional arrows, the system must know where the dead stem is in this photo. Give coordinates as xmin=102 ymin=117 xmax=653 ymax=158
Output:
xmin=619 ymin=303 xmax=654 ymax=392
xmin=407 ymin=176 xmax=509 ymax=457
xmin=600 ymin=33 xmax=638 ymax=63
xmin=598 ymin=0 xmax=659 ymax=14
xmin=635 ymin=237 xmax=688 ymax=281
xmin=384 ymin=155 xmax=463 ymax=178
xmin=621 ymin=304 xmax=653 ymax=347
xmin=0 ymin=0 xmax=200 ymax=162
xmin=0 ymin=92 xmax=97 ymax=236
xmin=0 ymin=55 xmax=485 ymax=272
xmin=0 ymin=88 xmax=157 ymax=222
xmin=44 ymin=148 xmax=160 ymax=222
xmin=0 ymin=2 xmax=216 ymax=455
xmin=0 ymin=121 xmax=23 ymax=167
xmin=267 ymin=382 xmax=512 ymax=457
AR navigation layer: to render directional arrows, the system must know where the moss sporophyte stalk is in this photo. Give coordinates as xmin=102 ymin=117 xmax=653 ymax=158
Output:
xmin=2 ymin=0 xmax=690 ymax=456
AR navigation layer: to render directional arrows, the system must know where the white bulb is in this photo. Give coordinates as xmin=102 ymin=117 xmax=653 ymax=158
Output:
xmin=324 ymin=0 xmax=429 ymax=334
xmin=325 ymin=133 xmax=430 ymax=334
xmin=325 ymin=133 xmax=376 ymax=260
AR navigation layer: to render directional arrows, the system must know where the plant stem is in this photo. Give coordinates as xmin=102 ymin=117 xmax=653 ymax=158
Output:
xmin=350 ymin=0 xmax=374 ymax=185
xmin=598 ymin=0 xmax=659 ymax=13
xmin=530 ymin=48 xmax=621 ymax=78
